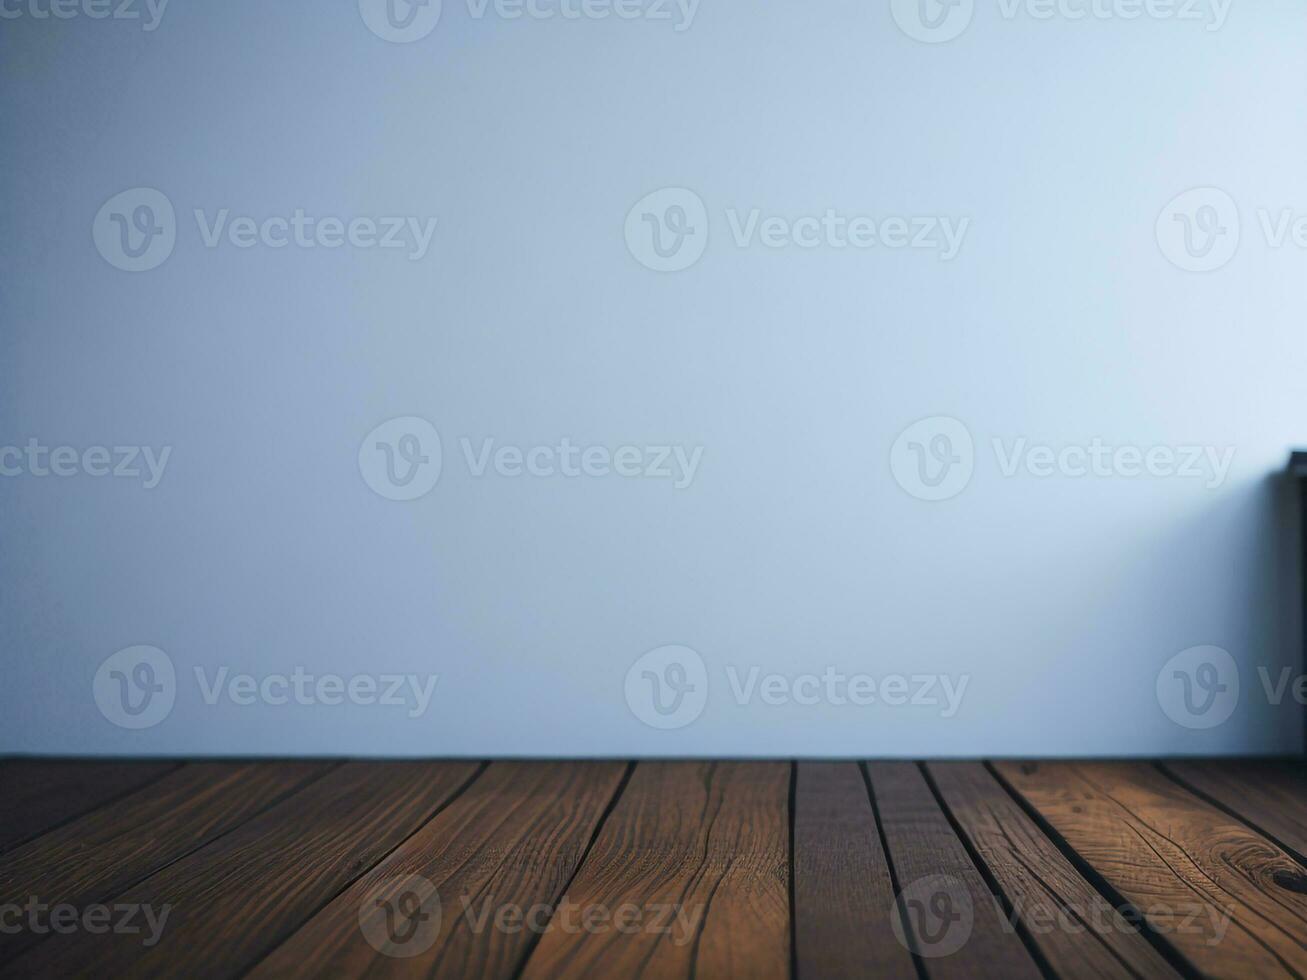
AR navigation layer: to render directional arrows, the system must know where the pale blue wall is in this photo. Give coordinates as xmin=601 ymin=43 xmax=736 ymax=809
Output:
xmin=2 ymin=0 xmax=1304 ymax=756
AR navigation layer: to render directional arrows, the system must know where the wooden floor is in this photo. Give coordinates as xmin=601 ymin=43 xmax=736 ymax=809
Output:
xmin=1 ymin=761 xmax=1306 ymax=978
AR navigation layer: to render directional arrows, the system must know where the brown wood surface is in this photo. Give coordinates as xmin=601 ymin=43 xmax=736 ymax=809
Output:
xmin=0 ymin=761 xmax=330 ymax=962
xmin=248 ymin=761 xmax=627 ymax=979
xmin=792 ymin=762 xmax=916 ymax=980
xmin=926 ymin=762 xmax=1179 ymax=980
xmin=1163 ymin=760 xmax=1307 ymax=861
xmin=517 ymin=761 xmax=790 ymax=980
xmin=0 ymin=760 xmax=178 ymax=853
xmin=0 ymin=762 xmax=480 ymax=980
xmin=4 ymin=758 xmax=1307 ymax=979
xmin=867 ymin=762 xmax=1042 ymax=980
xmin=994 ymin=761 xmax=1307 ymax=979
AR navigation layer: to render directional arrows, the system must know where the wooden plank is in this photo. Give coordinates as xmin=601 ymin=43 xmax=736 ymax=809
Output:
xmin=1163 ymin=760 xmax=1307 ymax=861
xmin=247 ymin=761 xmax=627 ymax=979
xmin=866 ymin=762 xmax=1041 ymax=980
xmin=0 ymin=761 xmax=330 ymax=962
xmin=926 ymin=762 xmax=1179 ymax=980
xmin=793 ymin=762 xmax=916 ymax=980
xmin=994 ymin=761 xmax=1307 ymax=978
xmin=0 ymin=760 xmax=178 ymax=853
xmin=517 ymin=761 xmax=790 ymax=980
xmin=1 ymin=761 xmax=481 ymax=980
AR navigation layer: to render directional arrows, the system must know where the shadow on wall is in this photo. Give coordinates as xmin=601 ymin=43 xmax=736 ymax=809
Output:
xmin=1165 ymin=463 xmax=1304 ymax=754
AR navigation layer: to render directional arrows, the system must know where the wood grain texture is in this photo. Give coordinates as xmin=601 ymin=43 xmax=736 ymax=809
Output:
xmin=792 ymin=762 xmax=916 ymax=980
xmin=926 ymin=762 xmax=1179 ymax=980
xmin=0 ymin=760 xmax=178 ymax=853
xmin=248 ymin=761 xmax=626 ymax=979
xmin=0 ymin=761 xmax=329 ymax=962
xmin=995 ymin=761 xmax=1307 ymax=978
xmin=1163 ymin=760 xmax=1307 ymax=861
xmin=0 ymin=762 xmax=480 ymax=980
xmin=866 ymin=762 xmax=1042 ymax=980
xmin=517 ymin=761 xmax=790 ymax=980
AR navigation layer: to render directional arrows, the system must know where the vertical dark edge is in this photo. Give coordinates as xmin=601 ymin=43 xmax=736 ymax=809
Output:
xmin=984 ymin=762 xmax=1202 ymax=980
xmin=509 ymin=760 xmax=637 ymax=980
xmin=1293 ymin=451 xmax=1307 ymax=756
xmin=860 ymin=763 xmax=929 ymax=980
xmin=788 ymin=761 xmax=798 ymax=980
xmin=917 ymin=764 xmax=1054 ymax=979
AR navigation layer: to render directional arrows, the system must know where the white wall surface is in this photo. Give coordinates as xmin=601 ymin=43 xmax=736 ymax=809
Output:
xmin=1 ymin=0 xmax=1304 ymax=756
